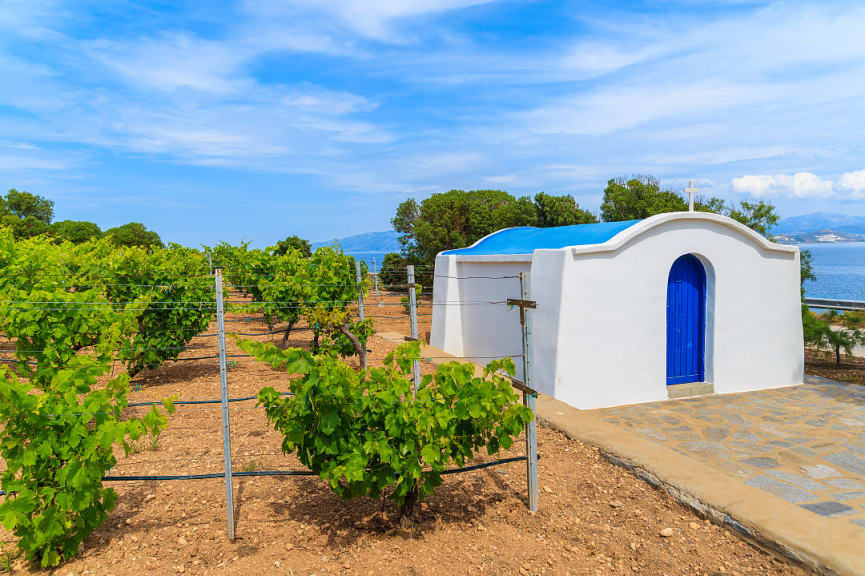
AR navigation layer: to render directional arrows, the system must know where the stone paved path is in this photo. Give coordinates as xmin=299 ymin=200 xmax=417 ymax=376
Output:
xmin=594 ymin=376 xmax=865 ymax=531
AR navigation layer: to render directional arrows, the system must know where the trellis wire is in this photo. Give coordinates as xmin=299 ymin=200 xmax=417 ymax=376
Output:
xmin=0 ymin=454 xmax=532 ymax=497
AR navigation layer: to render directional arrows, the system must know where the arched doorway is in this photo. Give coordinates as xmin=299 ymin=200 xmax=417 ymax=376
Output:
xmin=666 ymin=254 xmax=706 ymax=385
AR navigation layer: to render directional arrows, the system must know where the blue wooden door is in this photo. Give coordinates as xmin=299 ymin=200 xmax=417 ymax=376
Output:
xmin=666 ymin=254 xmax=706 ymax=385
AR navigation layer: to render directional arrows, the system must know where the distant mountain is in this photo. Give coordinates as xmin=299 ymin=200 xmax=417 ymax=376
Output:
xmin=773 ymin=212 xmax=865 ymax=235
xmin=773 ymin=230 xmax=865 ymax=244
xmin=311 ymin=230 xmax=401 ymax=253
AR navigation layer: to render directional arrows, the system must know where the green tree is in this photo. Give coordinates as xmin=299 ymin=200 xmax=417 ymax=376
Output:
xmin=4 ymin=188 xmax=54 ymax=224
xmin=811 ymin=311 xmax=864 ymax=367
xmin=1 ymin=214 xmax=50 ymax=239
xmin=378 ymin=252 xmax=406 ymax=287
xmin=272 ymin=235 xmax=311 ymax=258
xmin=601 ymin=176 xmax=779 ymax=239
xmin=50 ymin=220 xmax=102 ymax=244
xmin=104 ymin=222 xmax=163 ymax=250
xmin=494 ymin=196 xmax=537 ymax=229
xmin=393 ymin=189 xmax=596 ymax=264
xmin=800 ymin=249 xmax=815 ymax=296
xmin=600 ymin=176 xmax=688 ymax=221
xmin=802 ymin=307 xmax=826 ymax=349
xmin=534 ymin=192 xmax=597 ymax=226
xmin=726 ymin=200 xmax=779 ymax=237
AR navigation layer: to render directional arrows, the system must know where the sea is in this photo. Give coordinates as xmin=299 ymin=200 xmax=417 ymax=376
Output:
xmin=801 ymin=243 xmax=865 ymax=302
xmin=347 ymin=244 xmax=865 ymax=302
xmin=349 ymin=252 xmax=391 ymax=272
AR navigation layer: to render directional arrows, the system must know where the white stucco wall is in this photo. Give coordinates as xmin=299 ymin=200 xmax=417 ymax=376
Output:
xmin=431 ymin=212 xmax=804 ymax=410
xmin=430 ymin=256 xmax=529 ymax=379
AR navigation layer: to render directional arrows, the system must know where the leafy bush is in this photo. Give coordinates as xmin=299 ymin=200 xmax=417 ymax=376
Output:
xmin=104 ymin=222 xmax=163 ymax=250
xmin=239 ymin=339 xmax=532 ymax=522
xmin=259 ymin=249 xmax=308 ymax=342
xmin=400 ymin=284 xmax=422 ymax=315
xmin=0 ymin=357 xmax=174 ymax=567
xmin=69 ymin=239 xmax=215 ymax=375
xmin=303 ymin=246 xmax=370 ymax=357
xmin=377 ymin=252 xmax=405 ymax=288
xmin=0 ymin=230 xmax=141 ymax=378
xmin=807 ymin=309 xmax=865 ymax=366
xmin=50 ymin=220 xmax=102 ymax=244
xmin=271 ymin=235 xmax=311 ymax=258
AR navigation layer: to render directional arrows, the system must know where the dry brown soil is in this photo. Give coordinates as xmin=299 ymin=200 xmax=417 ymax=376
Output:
xmin=0 ymin=291 xmax=811 ymax=575
xmin=805 ymin=347 xmax=865 ymax=386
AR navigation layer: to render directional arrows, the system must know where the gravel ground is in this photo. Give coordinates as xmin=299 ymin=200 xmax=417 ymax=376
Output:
xmin=805 ymin=347 xmax=865 ymax=386
xmin=0 ymin=291 xmax=812 ymax=575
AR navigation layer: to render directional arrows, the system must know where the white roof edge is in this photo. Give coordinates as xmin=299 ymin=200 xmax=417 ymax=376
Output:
xmin=437 ymin=253 xmax=533 ymax=263
xmin=570 ymin=212 xmax=798 ymax=257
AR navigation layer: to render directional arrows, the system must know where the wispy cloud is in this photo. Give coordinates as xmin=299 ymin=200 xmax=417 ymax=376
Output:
xmin=732 ymin=172 xmax=835 ymax=199
xmin=839 ymin=169 xmax=865 ymax=198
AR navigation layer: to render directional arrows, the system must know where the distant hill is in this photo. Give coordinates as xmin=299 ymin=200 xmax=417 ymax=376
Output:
xmin=311 ymin=230 xmax=401 ymax=253
xmin=771 ymin=212 xmax=865 ymax=244
xmin=773 ymin=212 xmax=865 ymax=235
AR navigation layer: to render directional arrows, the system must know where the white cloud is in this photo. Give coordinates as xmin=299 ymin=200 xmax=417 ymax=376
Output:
xmin=839 ymin=169 xmax=865 ymax=193
xmin=731 ymin=172 xmax=835 ymax=199
xmin=242 ymin=0 xmax=497 ymax=41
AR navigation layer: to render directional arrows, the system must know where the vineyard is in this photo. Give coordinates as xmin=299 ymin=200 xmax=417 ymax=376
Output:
xmin=0 ymin=232 xmax=539 ymax=570
xmin=0 ymin=232 xmax=810 ymax=575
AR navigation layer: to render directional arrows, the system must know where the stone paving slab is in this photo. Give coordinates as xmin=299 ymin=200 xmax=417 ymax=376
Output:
xmin=595 ymin=375 xmax=865 ymax=531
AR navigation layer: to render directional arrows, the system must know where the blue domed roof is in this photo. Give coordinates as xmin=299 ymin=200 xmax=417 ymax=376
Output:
xmin=441 ymin=220 xmax=641 ymax=256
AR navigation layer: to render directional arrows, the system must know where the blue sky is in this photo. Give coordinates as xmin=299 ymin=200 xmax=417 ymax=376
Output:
xmin=1 ymin=0 xmax=865 ymax=247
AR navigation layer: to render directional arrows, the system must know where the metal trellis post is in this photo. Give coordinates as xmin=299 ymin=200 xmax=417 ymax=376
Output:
xmin=214 ymin=268 xmax=236 ymax=539
xmin=355 ymin=260 xmax=367 ymax=370
xmin=372 ymin=256 xmax=381 ymax=305
xmin=518 ymin=272 xmax=539 ymax=512
xmin=407 ymin=265 xmax=421 ymax=396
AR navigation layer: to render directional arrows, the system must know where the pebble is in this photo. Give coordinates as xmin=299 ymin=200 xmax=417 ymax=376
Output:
xmin=689 ymin=522 xmax=700 ymax=530
xmin=543 ymin=485 xmax=553 ymax=494
xmin=610 ymin=500 xmax=623 ymax=508
xmin=659 ymin=528 xmax=674 ymax=538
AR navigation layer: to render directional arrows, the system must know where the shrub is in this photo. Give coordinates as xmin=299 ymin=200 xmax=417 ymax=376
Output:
xmin=808 ymin=309 xmax=865 ymax=366
xmin=239 ymin=339 xmax=532 ymax=522
xmin=377 ymin=252 xmax=405 ymax=288
xmin=104 ymin=222 xmax=163 ymax=250
xmin=0 ymin=357 xmax=174 ymax=567
xmin=50 ymin=220 xmax=102 ymax=244
xmin=271 ymin=235 xmax=311 ymax=258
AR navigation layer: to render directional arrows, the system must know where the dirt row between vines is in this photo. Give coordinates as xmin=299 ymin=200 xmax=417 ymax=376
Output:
xmin=0 ymin=291 xmax=810 ymax=575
